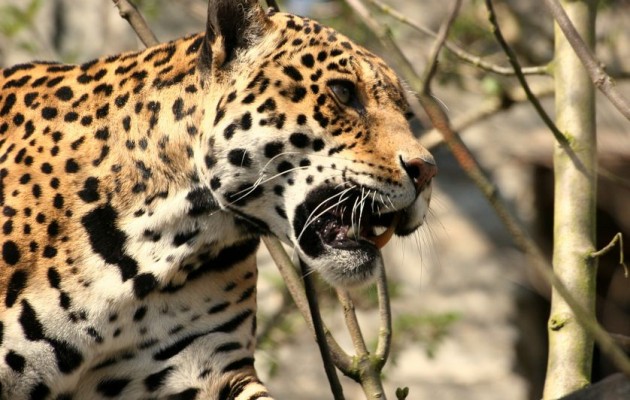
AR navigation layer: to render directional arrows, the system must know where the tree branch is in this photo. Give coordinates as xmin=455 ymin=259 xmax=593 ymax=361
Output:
xmin=543 ymin=0 xmax=598 ymax=395
xmin=336 ymin=287 xmax=388 ymax=399
xmin=112 ymin=0 xmax=158 ymax=47
xmin=485 ymin=0 xmax=568 ymax=146
xmin=543 ymin=0 xmax=630 ymax=122
xmin=336 ymin=289 xmax=369 ymax=356
xmin=367 ymin=0 xmax=550 ymax=76
xmin=421 ymin=0 xmax=462 ymax=92
xmin=300 ymin=260 xmax=346 ymax=400
xmin=374 ymin=260 xmax=392 ymax=365
xmin=591 ymin=232 xmax=627 ymax=278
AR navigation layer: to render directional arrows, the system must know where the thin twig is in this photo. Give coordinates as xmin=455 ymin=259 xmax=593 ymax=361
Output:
xmin=485 ymin=0 xmax=568 ymax=147
xmin=543 ymin=0 xmax=630 ymax=121
xmin=112 ymin=0 xmax=159 ymax=47
xmin=367 ymin=0 xmax=550 ymax=76
xmin=300 ymin=260 xmax=346 ymax=400
xmin=374 ymin=260 xmax=392 ymax=366
xmin=336 ymin=289 xmax=369 ymax=356
xmin=591 ymin=233 xmax=627 ymax=278
xmin=346 ymin=0 xmax=630 ymax=378
xmin=591 ymin=232 xmax=624 ymax=259
xmin=421 ymin=0 xmax=462 ymax=93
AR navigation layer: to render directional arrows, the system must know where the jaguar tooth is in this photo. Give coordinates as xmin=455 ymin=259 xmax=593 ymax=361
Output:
xmin=373 ymin=226 xmax=387 ymax=236
xmin=370 ymin=214 xmax=400 ymax=249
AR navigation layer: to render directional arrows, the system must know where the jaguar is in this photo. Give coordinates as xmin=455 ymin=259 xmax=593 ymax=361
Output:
xmin=0 ymin=0 xmax=436 ymax=398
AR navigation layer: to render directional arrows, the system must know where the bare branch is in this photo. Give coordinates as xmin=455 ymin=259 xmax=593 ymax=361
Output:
xmin=263 ymin=237 xmax=391 ymax=398
xmin=374 ymin=260 xmax=392 ymax=365
xmin=421 ymin=0 xmax=462 ymax=92
xmin=591 ymin=233 xmax=627 ymax=278
xmin=336 ymin=267 xmax=390 ymax=398
xmin=429 ymin=76 xmax=630 ymax=391
xmin=336 ymin=289 xmax=369 ymax=356
xmin=543 ymin=0 xmax=630 ymax=121
xmin=300 ymin=260 xmax=346 ymax=400
xmin=485 ymin=0 xmax=568 ymax=147
xmin=543 ymin=0 xmax=598 ymax=395
xmin=367 ymin=0 xmax=550 ymax=76
xmin=112 ymin=0 xmax=159 ymax=47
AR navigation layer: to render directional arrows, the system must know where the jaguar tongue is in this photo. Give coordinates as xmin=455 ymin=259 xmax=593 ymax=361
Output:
xmin=367 ymin=213 xmax=400 ymax=249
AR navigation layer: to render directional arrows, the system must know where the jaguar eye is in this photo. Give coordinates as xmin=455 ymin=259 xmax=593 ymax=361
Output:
xmin=328 ymin=80 xmax=356 ymax=106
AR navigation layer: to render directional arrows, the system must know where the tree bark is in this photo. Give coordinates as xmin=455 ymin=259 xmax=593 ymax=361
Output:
xmin=544 ymin=1 xmax=598 ymax=398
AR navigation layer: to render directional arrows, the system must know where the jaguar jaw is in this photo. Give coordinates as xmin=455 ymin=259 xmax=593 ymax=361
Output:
xmin=292 ymin=187 xmax=411 ymax=286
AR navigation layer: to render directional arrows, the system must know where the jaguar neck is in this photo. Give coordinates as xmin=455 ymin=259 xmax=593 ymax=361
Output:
xmin=98 ymin=33 xmax=208 ymax=204
xmin=75 ymin=34 xmax=256 ymax=266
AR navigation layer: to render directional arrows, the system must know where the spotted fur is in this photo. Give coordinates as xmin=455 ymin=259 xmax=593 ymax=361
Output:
xmin=0 ymin=1 xmax=435 ymax=398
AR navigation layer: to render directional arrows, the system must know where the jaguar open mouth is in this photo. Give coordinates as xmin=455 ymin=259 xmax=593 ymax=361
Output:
xmin=293 ymin=187 xmax=401 ymax=258
xmin=291 ymin=184 xmax=428 ymax=286
xmin=309 ymin=199 xmax=399 ymax=251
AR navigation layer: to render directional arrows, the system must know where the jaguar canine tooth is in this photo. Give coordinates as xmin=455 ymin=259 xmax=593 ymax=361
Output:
xmin=373 ymin=226 xmax=387 ymax=236
xmin=369 ymin=213 xmax=400 ymax=249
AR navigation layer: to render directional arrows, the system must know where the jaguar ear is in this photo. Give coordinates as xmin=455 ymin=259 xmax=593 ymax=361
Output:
xmin=201 ymin=0 xmax=270 ymax=70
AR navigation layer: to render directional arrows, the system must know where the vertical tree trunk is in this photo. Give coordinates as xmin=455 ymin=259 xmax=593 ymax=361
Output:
xmin=543 ymin=1 xmax=598 ymax=398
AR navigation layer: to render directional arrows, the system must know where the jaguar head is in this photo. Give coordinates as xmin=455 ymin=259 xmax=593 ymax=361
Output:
xmin=198 ymin=0 xmax=436 ymax=286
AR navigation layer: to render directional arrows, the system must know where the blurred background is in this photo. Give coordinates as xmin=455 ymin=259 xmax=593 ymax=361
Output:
xmin=1 ymin=0 xmax=629 ymax=398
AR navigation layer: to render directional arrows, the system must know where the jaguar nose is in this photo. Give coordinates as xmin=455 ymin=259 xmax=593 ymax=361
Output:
xmin=400 ymin=156 xmax=437 ymax=194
